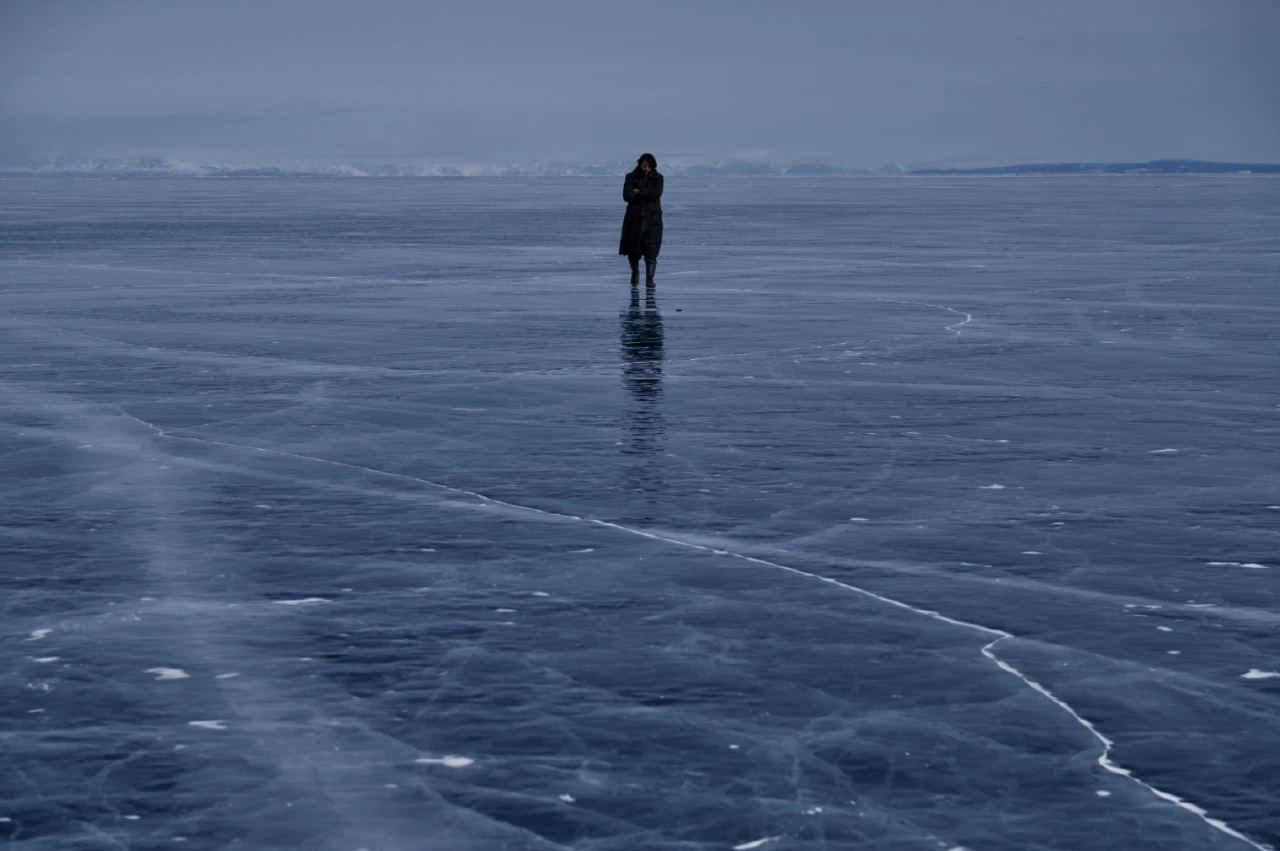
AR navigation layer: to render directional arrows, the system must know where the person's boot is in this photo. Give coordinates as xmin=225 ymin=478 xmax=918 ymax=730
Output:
xmin=628 ymin=256 xmax=640 ymax=287
xmin=644 ymin=257 xmax=657 ymax=288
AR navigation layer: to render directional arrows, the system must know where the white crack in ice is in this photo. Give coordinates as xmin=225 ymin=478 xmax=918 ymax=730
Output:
xmin=875 ymin=297 xmax=973 ymax=335
xmin=117 ymin=411 xmax=1271 ymax=851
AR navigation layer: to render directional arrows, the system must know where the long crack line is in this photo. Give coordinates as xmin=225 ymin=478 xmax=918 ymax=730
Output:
xmin=120 ymin=410 xmax=1272 ymax=851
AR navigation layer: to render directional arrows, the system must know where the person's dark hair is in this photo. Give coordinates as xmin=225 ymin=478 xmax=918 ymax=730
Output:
xmin=636 ymin=153 xmax=658 ymax=171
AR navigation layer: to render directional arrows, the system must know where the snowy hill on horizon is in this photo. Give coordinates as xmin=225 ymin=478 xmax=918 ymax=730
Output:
xmin=0 ymin=155 xmax=879 ymax=178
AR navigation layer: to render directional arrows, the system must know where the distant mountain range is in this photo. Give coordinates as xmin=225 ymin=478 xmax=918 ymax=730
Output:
xmin=909 ymin=159 xmax=1280 ymax=175
xmin=1 ymin=156 xmax=1275 ymax=178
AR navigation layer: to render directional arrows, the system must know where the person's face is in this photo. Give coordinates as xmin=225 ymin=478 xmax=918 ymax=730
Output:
xmin=640 ymin=161 xmax=652 ymax=174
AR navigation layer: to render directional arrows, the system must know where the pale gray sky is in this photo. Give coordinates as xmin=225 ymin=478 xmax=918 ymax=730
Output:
xmin=2 ymin=0 xmax=1277 ymax=167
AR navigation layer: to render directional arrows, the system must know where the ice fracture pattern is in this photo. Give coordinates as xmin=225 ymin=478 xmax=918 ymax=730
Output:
xmin=2 ymin=176 xmax=1278 ymax=850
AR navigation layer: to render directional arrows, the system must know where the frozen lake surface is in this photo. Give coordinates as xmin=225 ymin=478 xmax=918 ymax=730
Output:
xmin=2 ymin=176 xmax=1278 ymax=850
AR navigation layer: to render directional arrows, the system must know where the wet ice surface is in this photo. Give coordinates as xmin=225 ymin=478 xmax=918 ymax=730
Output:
xmin=2 ymin=175 xmax=1278 ymax=851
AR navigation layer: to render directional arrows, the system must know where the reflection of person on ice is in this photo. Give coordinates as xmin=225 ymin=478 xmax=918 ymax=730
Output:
xmin=619 ymin=153 xmax=664 ymax=288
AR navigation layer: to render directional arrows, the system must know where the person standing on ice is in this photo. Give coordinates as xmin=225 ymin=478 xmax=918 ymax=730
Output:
xmin=619 ymin=153 xmax=664 ymax=288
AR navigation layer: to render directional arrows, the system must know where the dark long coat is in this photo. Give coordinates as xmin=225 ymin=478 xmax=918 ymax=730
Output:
xmin=618 ymin=170 xmax=664 ymax=258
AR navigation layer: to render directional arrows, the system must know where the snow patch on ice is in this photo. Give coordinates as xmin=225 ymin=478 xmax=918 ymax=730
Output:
xmin=1242 ymin=670 xmax=1280 ymax=680
xmin=146 ymin=668 xmax=190 ymax=680
xmin=25 ymin=629 xmax=52 ymax=641
xmin=274 ymin=597 xmax=330 ymax=605
xmin=415 ymin=755 xmax=474 ymax=767
xmin=188 ymin=720 xmax=227 ymax=730
xmin=734 ymin=838 xmax=782 ymax=850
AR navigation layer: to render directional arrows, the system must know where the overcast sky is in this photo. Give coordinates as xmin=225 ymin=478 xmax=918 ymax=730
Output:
xmin=2 ymin=0 xmax=1277 ymax=167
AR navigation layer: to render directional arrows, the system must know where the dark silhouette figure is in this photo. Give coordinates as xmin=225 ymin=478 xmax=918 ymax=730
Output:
xmin=619 ymin=153 xmax=664 ymax=288
xmin=620 ymin=290 xmax=665 ymax=493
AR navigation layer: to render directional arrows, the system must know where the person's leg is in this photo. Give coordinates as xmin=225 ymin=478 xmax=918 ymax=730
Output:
xmin=628 ymin=254 xmax=640 ymax=286
xmin=643 ymin=229 xmax=661 ymax=288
